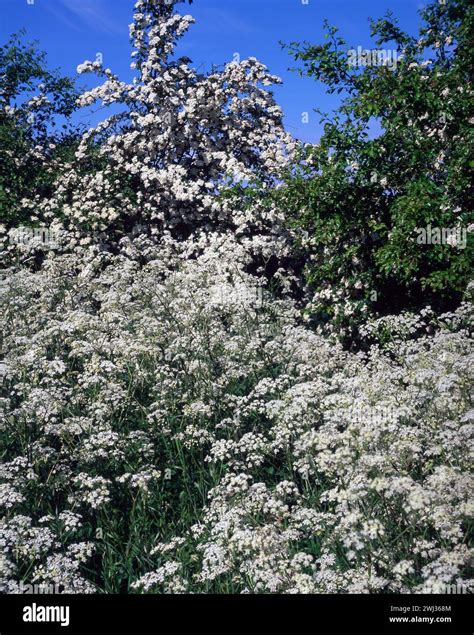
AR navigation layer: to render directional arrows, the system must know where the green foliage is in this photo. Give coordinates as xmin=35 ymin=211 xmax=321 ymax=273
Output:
xmin=281 ymin=0 xmax=473 ymax=342
xmin=0 ymin=31 xmax=81 ymax=226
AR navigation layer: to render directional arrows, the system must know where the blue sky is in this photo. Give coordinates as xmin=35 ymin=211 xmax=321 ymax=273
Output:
xmin=2 ymin=0 xmax=427 ymax=142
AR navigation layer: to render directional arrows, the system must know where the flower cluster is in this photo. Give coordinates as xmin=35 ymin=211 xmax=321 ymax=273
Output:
xmin=1 ymin=234 xmax=472 ymax=593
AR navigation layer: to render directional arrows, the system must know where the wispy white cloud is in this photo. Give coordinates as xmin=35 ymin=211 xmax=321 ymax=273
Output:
xmin=42 ymin=0 xmax=84 ymax=33
xmin=47 ymin=0 xmax=125 ymax=35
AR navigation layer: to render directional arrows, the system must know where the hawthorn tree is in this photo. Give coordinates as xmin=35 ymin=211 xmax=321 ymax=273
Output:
xmin=19 ymin=0 xmax=294 ymax=265
xmin=280 ymin=0 xmax=473 ymax=342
